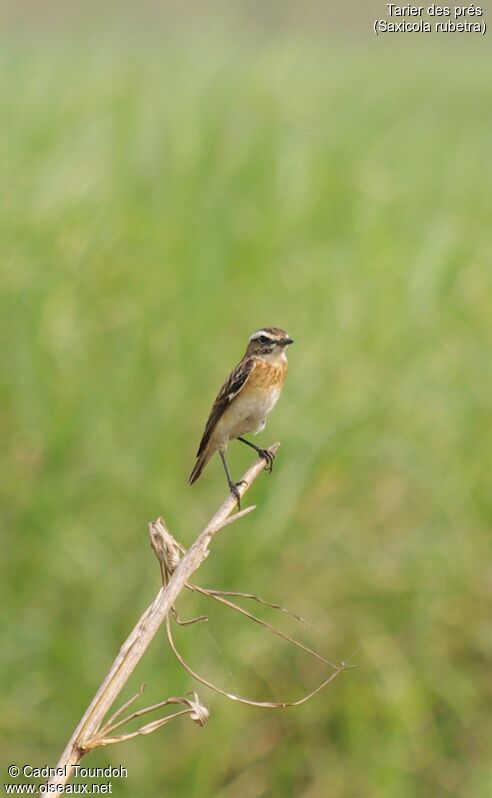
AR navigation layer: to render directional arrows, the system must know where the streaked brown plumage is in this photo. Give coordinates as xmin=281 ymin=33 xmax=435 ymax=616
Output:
xmin=189 ymin=327 xmax=294 ymax=504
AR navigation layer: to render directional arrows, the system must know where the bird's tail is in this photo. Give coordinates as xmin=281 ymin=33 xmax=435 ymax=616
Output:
xmin=188 ymin=450 xmax=209 ymax=485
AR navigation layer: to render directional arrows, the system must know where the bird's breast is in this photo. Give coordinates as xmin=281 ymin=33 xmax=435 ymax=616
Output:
xmin=213 ymin=359 xmax=287 ymax=444
xmin=240 ymin=383 xmax=281 ymax=420
xmin=232 ymin=362 xmax=285 ymax=428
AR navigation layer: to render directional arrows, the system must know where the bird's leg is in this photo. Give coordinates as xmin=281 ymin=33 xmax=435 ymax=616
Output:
xmin=237 ymin=437 xmax=275 ymax=474
xmin=219 ymin=450 xmax=245 ymax=508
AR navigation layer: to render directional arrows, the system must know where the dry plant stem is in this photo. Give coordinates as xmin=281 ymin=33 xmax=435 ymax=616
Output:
xmin=49 ymin=446 xmax=278 ymax=788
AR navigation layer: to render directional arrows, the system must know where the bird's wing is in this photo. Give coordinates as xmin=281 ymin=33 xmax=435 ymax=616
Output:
xmin=196 ymin=357 xmax=256 ymax=457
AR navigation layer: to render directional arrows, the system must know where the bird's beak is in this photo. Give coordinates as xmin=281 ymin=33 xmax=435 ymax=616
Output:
xmin=281 ymin=337 xmax=294 ymax=346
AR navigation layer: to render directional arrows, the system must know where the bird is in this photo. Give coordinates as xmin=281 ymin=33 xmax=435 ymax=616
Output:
xmin=189 ymin=326 xmax=294 ymax=505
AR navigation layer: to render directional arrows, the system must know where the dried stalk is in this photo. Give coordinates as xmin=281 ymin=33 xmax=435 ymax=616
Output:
xmin=48 ymin=446 xmax=277 ymax=788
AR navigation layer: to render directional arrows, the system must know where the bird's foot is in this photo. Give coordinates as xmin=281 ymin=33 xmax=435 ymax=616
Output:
xmin=258 ymin=448 xmax=275 ymax=474
xmin=236 ymin=437 xmax=276 ymax=474
xmin=228 ymin=479 xmax=246 ymax=508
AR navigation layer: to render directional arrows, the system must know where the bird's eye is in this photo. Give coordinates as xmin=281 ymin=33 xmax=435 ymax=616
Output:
xmin=258 ymin=335 xmax=271 ymax=345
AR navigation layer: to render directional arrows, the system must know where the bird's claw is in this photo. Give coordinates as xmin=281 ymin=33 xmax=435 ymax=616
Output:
xmin=228 ymin=480 xmax=246 ymax=508
xmin=259 ymin=448 xmax=275 ymax=474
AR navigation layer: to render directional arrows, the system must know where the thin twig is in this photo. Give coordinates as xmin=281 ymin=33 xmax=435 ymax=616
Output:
xmin=200 ymin=588 xmax=315 ymax=628
xmin=92 ymin=693 xmax=209 ymax=746
xmin=99 ymin=683 xmax=147 ymax=734
xmin=189 ymin=586 xmax=339 ymax=668
xmin=165 ymin=615 xmax=345 ymax=709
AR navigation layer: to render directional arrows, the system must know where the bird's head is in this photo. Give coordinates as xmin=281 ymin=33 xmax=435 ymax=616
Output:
xmin=245 ymin=327 xmax=294 ymax=360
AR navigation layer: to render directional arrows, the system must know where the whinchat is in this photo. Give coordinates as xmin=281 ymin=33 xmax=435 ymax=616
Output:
xmin=189 ymin=327 xmax=294 ymax=505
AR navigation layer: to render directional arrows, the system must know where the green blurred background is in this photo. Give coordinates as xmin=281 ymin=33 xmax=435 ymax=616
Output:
xmin=1 ymin=2 xmax=492 ymax=796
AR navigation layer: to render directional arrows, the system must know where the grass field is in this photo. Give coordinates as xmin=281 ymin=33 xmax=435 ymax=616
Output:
xmin=1 ymin=20 xmax=492 ymax=798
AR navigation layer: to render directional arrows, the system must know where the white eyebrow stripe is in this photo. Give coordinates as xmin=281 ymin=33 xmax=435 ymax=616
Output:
xmin=249 ymin=329 xmax=274 ymax=341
